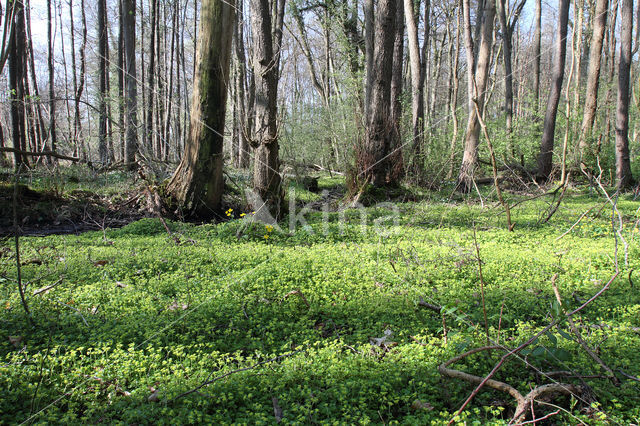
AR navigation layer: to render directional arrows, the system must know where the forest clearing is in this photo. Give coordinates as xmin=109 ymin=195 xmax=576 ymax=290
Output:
xmin=1 ymin=0 xmax=640 ymax=423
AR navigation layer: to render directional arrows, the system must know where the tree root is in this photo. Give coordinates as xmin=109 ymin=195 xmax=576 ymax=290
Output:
xmin=438 ymin=346 xmax=583 ymax=424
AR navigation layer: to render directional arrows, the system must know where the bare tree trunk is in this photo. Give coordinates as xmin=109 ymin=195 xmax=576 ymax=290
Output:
xmin=602 ymin=0 xmax=618 ymax=152
xmin=389 ymin=0 xmax=404 ymax=181
xmin=118 ymin=0 xmax=125 ymax=161
xmin=404 ymin=0 xmax=427 ymax=168
xmin=616 ymin=0 xmax=634 ymax=188
xmin=9 ymin=0 xmax=28 ymax=167
xmin=164 ymin=2 xmax=177 ymax=162
xmin=360 ymin=0 xmax=397 ymax=187
xmin=166 ymin=0 xmax=235 ymax=216
xmin=98 ymin=0 xmax=109 ymax=164
xmin=123 ymin=0 xmax=138 ymax=168
xmin=533 ymin=0 xmax=541 ymax=113
xmin=578 ymin=0 xmax=608 ymax=159
xmin=24 ymin=0 xmax=46 ymax=157
xmin=364 ymin=0 xmax=374 ymax=119
xmin=234 ymin=0 xmax=250 ymax=168
xmin=250 ymin=0 xmax=285 ymax=218
xmin=457 ymin=0 xmax=496 ymax=191
xmin=47 ymin=0 xmax=56 ymax=157
xmin=447 ymin=8 xmax=461 ymax=179
xmin=146 ymin=0 xmax=158 ymax=156
xmin=536 ymin=0 xmax=570 ymax=181
xmin=497 ymin=0 xmax=526 ymax=140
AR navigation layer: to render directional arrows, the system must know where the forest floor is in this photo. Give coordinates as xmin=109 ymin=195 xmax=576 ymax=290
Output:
xmin=1 ymin=166 xmax=639 ymax=424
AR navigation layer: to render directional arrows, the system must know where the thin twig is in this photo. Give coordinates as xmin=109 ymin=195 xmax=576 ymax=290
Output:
xmin=170 ymin=349 xmax=304 ymax=402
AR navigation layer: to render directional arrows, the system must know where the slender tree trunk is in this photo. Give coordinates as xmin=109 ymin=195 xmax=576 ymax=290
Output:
xmin=118 ymin=0 xmax=125 ymax=161
xmin=497 ymin=0 xmax=513 ymax=137
xmin=578 ymin=0 xmax=608 ymax=159
xmin=389 ymin=0 xmax=404 ymax=181
xmin=98 ymin=0 xmax=109 ymax=164
xmin=25 ymin=0 xmax=46 ymax=157
xmin=234 ymin=0 xmax=250 ymax=168
xmin=533 ymin=0 xmax=541 ymax=113
xmin=616 ymin=0 xmax=634 ymax=188
xmin=536 ymin=0 xmax=570 ymax=181
xmin=458 ymin=0 xmax=496 ymax=191
xmin=9 ymin=0 xmax=28 ymax=167
xmin=447 ymin=8 xmax=461 ymax=179
xmin=146 ymin=0 xmax=157 ymax=156
xmin=404 ymin=0 xmax=427 ymax=166
xmin=123 ymin=0 xmax=138 ymax=168
xmin=364 ymin=0 xmax=374 ymax=119
xmin=250 ymin=0 xmax=285 ymax=218
xmin=47 ymin=0 xmax=56 ymax=157
xmin=166 ymin=0 xmax=235 ymax=217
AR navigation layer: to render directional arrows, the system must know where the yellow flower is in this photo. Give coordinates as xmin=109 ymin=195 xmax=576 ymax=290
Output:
xmin=240 ymin=213 xmax=246 ymax=217
xmin=264 ymin=234 xmax=269 ymax=239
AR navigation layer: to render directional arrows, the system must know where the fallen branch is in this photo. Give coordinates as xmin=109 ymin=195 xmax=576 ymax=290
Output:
xmin=551 ymin=275 xmax=619 ymax=385
xmin=0 ymin=147 xmax=79 ymax=162
xmin=417 ymin=296 xmax=441 ymax=312
xmin=450 ymin=271 xmax=619 ymax=424
xmin=438 ymin=346 xmax=581 ymax=423
xmin=170 ymin=349 xmax=304 ymax=402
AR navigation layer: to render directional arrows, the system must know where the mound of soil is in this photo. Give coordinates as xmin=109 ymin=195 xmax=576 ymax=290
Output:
xmin=0 ymin=183 xmax=149 ymax=236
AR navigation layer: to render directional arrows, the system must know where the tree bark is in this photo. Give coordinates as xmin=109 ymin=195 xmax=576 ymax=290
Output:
xmin=123 ymin=0 xmax=138 ymax=168
xmin=458 ymin=0 xmax=496 ymax=191
xmin=47 ymin=0 xmax=56 ymax=158
xmin=359 ymin=0 xmax=397 ymax=187
xmin=536 ymin=0 xmax=570 ymax=181
xmin=578 ymin=0 xmax=608 ymax=159
xmin=389 ymin=0 xmax=404 ymax=181
xmin=234 ymin=0 xmax=250 ymax=168
xmin=616 ymin=0 xmax=634 ymax=188
xmin=146 ymin=0 xmax=158 ymax=156
xmin=166 ymin=0 xmax=235 ymax=217
xmin=98 ymin=0 xmax=109 ymax=164
xmin=8 ymin=0 xmax=28 ymax=167
xmin=404 ymin=0 xmax=427 ymax=167
xmin=250 ymin=0 xmax=285 ymax=218
xmin=532 ymin=0 xmax=541 ymax=113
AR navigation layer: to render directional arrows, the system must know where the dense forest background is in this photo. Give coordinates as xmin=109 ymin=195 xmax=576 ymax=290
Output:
xmin=0 ymin=0 xmax=637 ymax=202
xmin=1 ymin=0 xmax=640 ymax=423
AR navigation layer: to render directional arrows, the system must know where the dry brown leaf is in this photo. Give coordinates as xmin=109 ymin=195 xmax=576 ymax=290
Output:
xmin=93 ymin=260 xmax=109 ymax=267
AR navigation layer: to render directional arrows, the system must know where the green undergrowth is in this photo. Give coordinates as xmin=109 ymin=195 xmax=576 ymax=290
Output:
xmin=1 ymin=183 xmax=639 ymax=424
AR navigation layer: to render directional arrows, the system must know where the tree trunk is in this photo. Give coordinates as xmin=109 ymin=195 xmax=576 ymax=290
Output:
xmin=123 ymin=0 xmax=138 ymax=168
xmin=616 ymin=0 xmax=634 ymax=188
xmin=533 ymin=0 xmax=541 ymax=113
xmin=166 ymin=0 xmax=235 ymax=217
xmin=364 ymin=0 xmax=374 ymax=119
xmin=8 ymin=0 xmax=28 ymax=167
xmin=47 ymin=0 xmax=56 ymax=157
xmin=389 ymin=0 xmax=404 ymax=181
xmin=578 ymin=0 xmax=608 ymax=159
xmin=404 ymin=0 xmax=427 ymax=166
xmin=250 ymin=0 xmax=285 ymax=219
xmin=536 ymin=0 xmax=570 ymax=181
xmin=98 ymin=0 xmax=109 ymax=164
xmin=234 ymin=0 xmax=250 ymax=168
xmin=360 ymin=0 xmax=397 ymax=187
xmin=146 ymin=0 xmax=158 ymax=155
xmin=457 ymin=0 xmax=495 ymax=191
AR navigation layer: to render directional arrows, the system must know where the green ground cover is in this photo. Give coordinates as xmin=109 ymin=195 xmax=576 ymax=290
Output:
xmin=1 ymin=175 xmax=639 ymax=424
